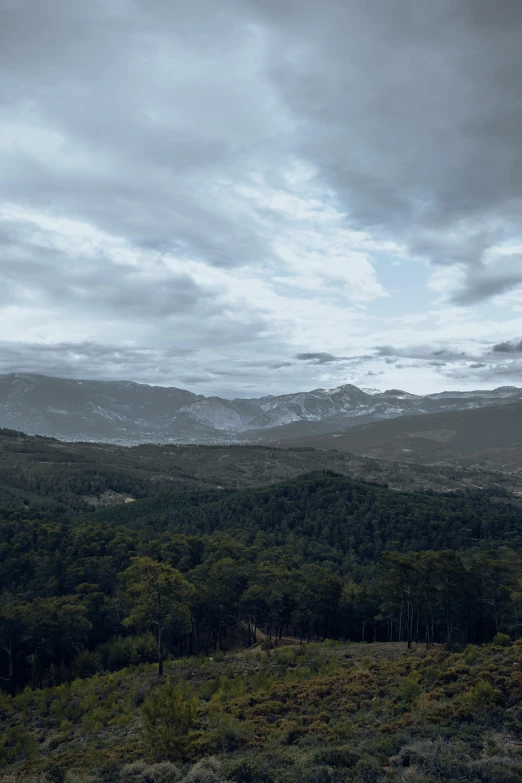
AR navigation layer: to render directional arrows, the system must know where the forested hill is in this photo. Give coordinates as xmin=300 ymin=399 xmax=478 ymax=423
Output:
xmin=90 ymin=471 xmax=522 ymax=557
xmin=2 ymin=469 xmax=522 ymax=699
xmin=2 ymin=469 xmax=522 ymax=755
xmin=1 ymin=428 xmax=518 ymax=520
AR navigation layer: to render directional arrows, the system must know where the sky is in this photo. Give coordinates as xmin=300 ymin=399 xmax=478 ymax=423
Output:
xmin=2 ymin=0 xmax=522 ymax=398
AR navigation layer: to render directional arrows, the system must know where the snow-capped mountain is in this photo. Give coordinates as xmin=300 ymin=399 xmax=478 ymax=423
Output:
xmin=1 ymin=373 xmax=522 ymax=444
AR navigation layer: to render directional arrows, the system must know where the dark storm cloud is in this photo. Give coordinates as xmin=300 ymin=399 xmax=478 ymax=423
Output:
xmin=493 ymin=340 xmax=522 ymax=353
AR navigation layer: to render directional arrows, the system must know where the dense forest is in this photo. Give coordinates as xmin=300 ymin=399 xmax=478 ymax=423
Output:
xmin=2 ymin=472 xmax=522 ymax=695
xmin=1 ymin=433 xmax=522 ymax=780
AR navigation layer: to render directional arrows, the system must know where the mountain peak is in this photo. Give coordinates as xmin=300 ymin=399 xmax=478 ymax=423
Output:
xmin=1 ymin=373 xmax=522 ymax=444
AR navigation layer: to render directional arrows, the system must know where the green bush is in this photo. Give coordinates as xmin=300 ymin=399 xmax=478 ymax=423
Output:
xmin=120 ymin=760 xmax=181 ymax=783
xmin=72 ymin=650 xmax=103 ymax=679
xmin=492 ymin=633 xmax=512 ymax=648
xmin=141 ymin=678 xmax=199 ymax=761
xmin=205 ymin=713 xmax=252 ymax=753
xmin=182 ymin=758 xmax=223 ymax=783
xmin=314 ymin=746 xmax=360 ymax=768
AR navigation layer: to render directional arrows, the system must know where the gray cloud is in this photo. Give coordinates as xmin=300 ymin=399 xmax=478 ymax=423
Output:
xmin=247 ymin=0 xmax=522 ymax=300
xmin=0 ymin=340 xmax=287 ymax=395
xmin=3 ymin=1 xmax=522 ymax=288
xmin=2 ymin=0 xmax=522 ymax=394
xmin=295 ymin=352 xmax=344 ymax=364
xmin=0 ymin=341 xmax=189 ymax=383
xmin=444 ymin=360 xmax=522 ymax=383
xmin=375 ymin=345 xmax=470 ymax=362
xmin=492 ymin=340 xmax=522 ymax=353
xmin=451 ymin=258 xmax=522 ymax=304
xmin=376 ymin=340 xmax=522 ymax=386
xmin=2 ymin=251 xmax=208 ymax=319
xmin=0 ymin=0 xmax=278 ymax=268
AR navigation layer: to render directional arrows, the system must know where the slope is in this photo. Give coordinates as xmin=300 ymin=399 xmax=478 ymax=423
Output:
xmin=0 ymin=428 xmax=518 ymax=517
xmin=276 ymin=401 xmax=522 ymax=475
xmin=88 ymin=471 xmax=522 ymax=556
xmin=3 ymin=642 xmax=522 ymax=781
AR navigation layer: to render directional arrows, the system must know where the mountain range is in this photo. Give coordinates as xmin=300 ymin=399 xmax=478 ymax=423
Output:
xmin=1 ymin=372 xmax=522 ymax=445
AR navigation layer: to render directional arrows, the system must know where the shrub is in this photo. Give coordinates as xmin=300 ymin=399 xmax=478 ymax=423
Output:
xmin=227 ymin=757 xmax=274 ymax=783
xmin=397 ymin=674 xmax=422 ymax=704
xmin=463 ymin=644 xmax=480 ymax=664
xmin=353 ymin=756 xmax=382 ymax=783
xmin=205 ymin=713 xmax=252 ymax=753
xmin=182 ymin=758 xmax=222 ymax=783
xmin=99 ymin=634 xmax=157 ymax=670
xmin=141 ymin=678 xmax=199 ymax=762
xmin=97 ymin=761 xmax=122 ymax=783
xmin=44 ymin=765 xmax=65 ymax=783
xmin=468 ymin=680 xmax=504 ymax=711
xmin=120 ymin=761 xmax=180 ymax=783
xmin=72 ymin=650 xmax=103 ymax=679
xmin=492 ymin=633 xmax=512 ymax=648
xmin=314 ymin=746 xmax=360 ymax=768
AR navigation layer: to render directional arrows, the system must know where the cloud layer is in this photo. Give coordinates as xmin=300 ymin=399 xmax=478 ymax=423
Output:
xmin=2 ymin=0 xmax=522 ymax=395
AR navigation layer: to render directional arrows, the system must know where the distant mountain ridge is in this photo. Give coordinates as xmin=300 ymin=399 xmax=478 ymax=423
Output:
xmin=276 ymin=401 xmax=522 ymax=476
xmin=1 ymin=372 xmax=522 ymax=444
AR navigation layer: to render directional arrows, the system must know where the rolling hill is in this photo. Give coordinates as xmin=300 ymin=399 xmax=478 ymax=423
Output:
xmin=277 ymin=401 xmax=522 ymax=476
xmin=0 ymin=427 xmax=519 ymax=518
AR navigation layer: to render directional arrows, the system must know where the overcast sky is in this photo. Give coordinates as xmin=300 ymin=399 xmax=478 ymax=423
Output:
xmin=2 ymin=0 xmax=522 ymax=397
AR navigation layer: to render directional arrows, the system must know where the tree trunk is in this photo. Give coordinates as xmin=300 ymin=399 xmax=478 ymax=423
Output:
xmin=158 ymin=627 xmax=164 ymax=676
xmin=0 ymin=638 xmax=13 ymax=689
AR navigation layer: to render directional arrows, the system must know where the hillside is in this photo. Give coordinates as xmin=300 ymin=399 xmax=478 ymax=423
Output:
xmin=2 ymin=469 xmax=522 ymax=687
xmin=277 ymin=402 xmax=522 ymax=475
xmin=0 ymin=428 xmax=519 ymax=518
xmin=88 ymin=471 xmax=522 ymax=554
xmin=2 ymin=440 xmax=522 ymax=780
xmin=2 ymin=641 xmax=521 ymax=782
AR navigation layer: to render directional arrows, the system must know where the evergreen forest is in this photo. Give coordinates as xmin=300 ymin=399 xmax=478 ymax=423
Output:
xmin=1 ymin=431 xmax=522 ymax=781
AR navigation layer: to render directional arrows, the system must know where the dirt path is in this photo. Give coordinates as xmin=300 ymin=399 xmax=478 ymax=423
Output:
xmin=243 ymin=627 xmax=301 ymax=654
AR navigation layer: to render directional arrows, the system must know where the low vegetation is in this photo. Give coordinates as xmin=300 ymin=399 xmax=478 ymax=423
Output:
xmin=0 ymin=641 xmax=521 ymax=781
